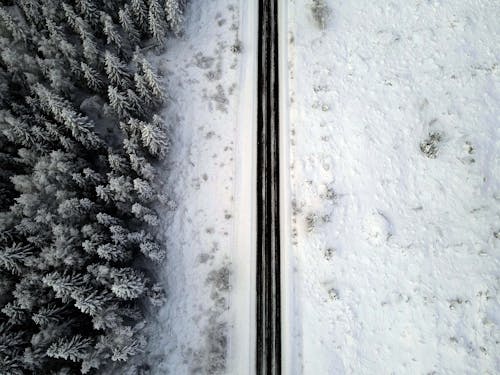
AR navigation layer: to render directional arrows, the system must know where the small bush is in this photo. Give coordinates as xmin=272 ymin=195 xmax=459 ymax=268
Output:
xmin=420 ymin=132 xmax=442 ymax=158
xmin=311 ymin=0 xmax=332 ymax=30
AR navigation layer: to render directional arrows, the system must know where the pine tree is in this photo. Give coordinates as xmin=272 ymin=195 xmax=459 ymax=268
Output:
xmin=130 ymin=0 xmax=148 ymax=31
xmin=110 ymin=268 xmax=146 ymax=300
xmin=148 ymin=0 xmax=167 ymax=43
xmin=131 ymin=203 xmax=159 ymax=226
xmin=128 ymin=152 xmax=156 ymax=181
xmin=42 ymin=271 xmax=87 ymax=302
xmin=32 ymin=304 xmax=67 ymax=327
xmin=107 ymin=174 xmax=134 ymax=203
xmin=0 ymin=8 xmax=27 ymax=42
xmin=105 ymin=327 xmax=146 ymax=362
xmin=72 ymin=289 xmax=113 ymax=317
xmin=81 ymin=33 xmax=99 ymax=62
xmin=76 ymin=0 xmax=99 ymax=26
xmin=108 ymin=85 xmax=132 ymax=119
xmin=134 ymin=71 xmax=155 ymax=107
xmin=46 ymin=335 xmax=93 ymax=362
xmin=97 ymin=243 xmax=131 ymax=262
xmin=107 ymin=153 xmax=129 ymax=174
xmin=165 ymin=0 xmax=184 ymax=35
xmin=80 ymin=62 xmax=103 ymax=91
xmin=101 ymin=13 xmax=122 ymax=48
xmin=18 ymin=0 xmax=43 ymax=26
xmin=140 ymin=240 xmax=165 ymax=262
xmin=141 ymin=115 xmax=169 ymax=158
xmin=119 ymin=6 xmax=140 ymax=45
xmin=126 ymin=88 xmax=146 ymax=117
xmin=104 ymin=51 xmax=131 ymax=88
xmin=33 ymin=85 xmax=102 ymax=149
xmin=0 ymin=243 xmax=33 ymax=276
xmin=133 ymin=178 xmax=155 ymax=201
xmin=147 ymin=283 xmax=166 ymax=306
xmin=140 ymin=58 xmax=164 ymax=99
xmin=1 ymin=114 xmax=35 ymax=148
xmin=2 ymin=301 xmax=29 ymax=325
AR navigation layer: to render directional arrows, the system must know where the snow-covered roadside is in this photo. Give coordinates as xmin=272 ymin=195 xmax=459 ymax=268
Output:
xmin=227 ymin=0 xmax=258 ymax=373
xmin=144 ymin=1 xmax=254 ymax=373
xmin=279 ymin=1 xmax=299 ymax=374
xmin=284 ymin=0 xmax=500 ymax=374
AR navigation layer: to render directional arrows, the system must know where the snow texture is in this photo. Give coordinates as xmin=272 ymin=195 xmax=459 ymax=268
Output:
xmin=283 ymin=0 xmax=500 ymax=374
xmin=144 ymin=0 xmax=252 ymax=373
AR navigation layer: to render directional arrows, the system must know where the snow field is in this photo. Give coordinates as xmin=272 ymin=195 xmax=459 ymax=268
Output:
xmin=283 ymin=0 xmax=500 ymax=373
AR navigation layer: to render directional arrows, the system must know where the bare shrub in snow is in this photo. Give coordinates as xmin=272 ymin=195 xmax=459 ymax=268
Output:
xmin=311 ymin=0 xmax=332 ymax=30
xmin=206 ymin=265 xmax=231 ymax=293
xmin=205 ymin=321 xmax=227 ymax=374
xmin=327 ymin=288 xmax=339 ymax=301
xmin=305 ymin=212 xmax=319 ymax=232
xmin=320 ymin=182 xmax=338 ymax=203
xmin=420 ymin=132 xmax=442 ymax=158
xmin=230 ymin=40 xmax=242 ymax=54
xmin=202 ymin=264 xmax=231 ymax=374
xmin=324 ymin=247 xmax=336 ymax=260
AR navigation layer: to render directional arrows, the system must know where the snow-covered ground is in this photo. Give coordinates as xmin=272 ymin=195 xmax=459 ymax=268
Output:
xmin=145 ymin=1 xmax=256 ymax=373
xmin=283 ymin=0 xmax=500 ymax=374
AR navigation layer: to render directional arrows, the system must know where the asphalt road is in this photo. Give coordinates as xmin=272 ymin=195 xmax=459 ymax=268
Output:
xmin=256 ymin=0 xmax=281 ymax=374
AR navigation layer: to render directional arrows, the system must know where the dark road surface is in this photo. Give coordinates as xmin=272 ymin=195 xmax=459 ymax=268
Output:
xmin=256 ymin=0 xmax=281 ymax=374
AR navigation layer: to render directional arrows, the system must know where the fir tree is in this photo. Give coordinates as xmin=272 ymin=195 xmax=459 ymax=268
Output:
xmin=141 ymin=115 xmax=169 ymax=158
xmin=119 ymin=6 xmax=140 ymax=45
xmin=101 ymin=13 xmax=122 ymax=49
xmin=104 ymin=51 xmax=131 ymax=89
xmin=148 ymin=0 xmax=167 ymax=43
xmin=130 ymin=0 xmax=148 ymax=30
xmin=108 ymin=85 xmax=131 ymax=118
xmin=0 ymin=243 xmax=33 ymax=276
xmin=80 ymin=62 xmax=103 ymax=91
xmin=110 ymin=268 xmax=146 ymax=300
xmin=140 ymin=58 xmax=164 ymax=100
xmin=46 ymin=335 xmax=93 ymax=362
xmin=165 ymin=0 xmax=184 ymax=35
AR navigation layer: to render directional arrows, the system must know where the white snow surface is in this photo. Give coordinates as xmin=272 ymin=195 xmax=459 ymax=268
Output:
xmin=145 ymin=0 xmax=256 ymax=373
xmin=283 ymin=0 xmax=500 ymax=374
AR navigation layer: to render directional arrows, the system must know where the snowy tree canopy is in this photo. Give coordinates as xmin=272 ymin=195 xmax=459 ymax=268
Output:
xmin=0 ymin=0 xmax=183 ymax=372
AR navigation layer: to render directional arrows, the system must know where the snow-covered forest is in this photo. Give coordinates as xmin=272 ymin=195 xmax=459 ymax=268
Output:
xmin=0 ymin=0 xmax=183 ymax=373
